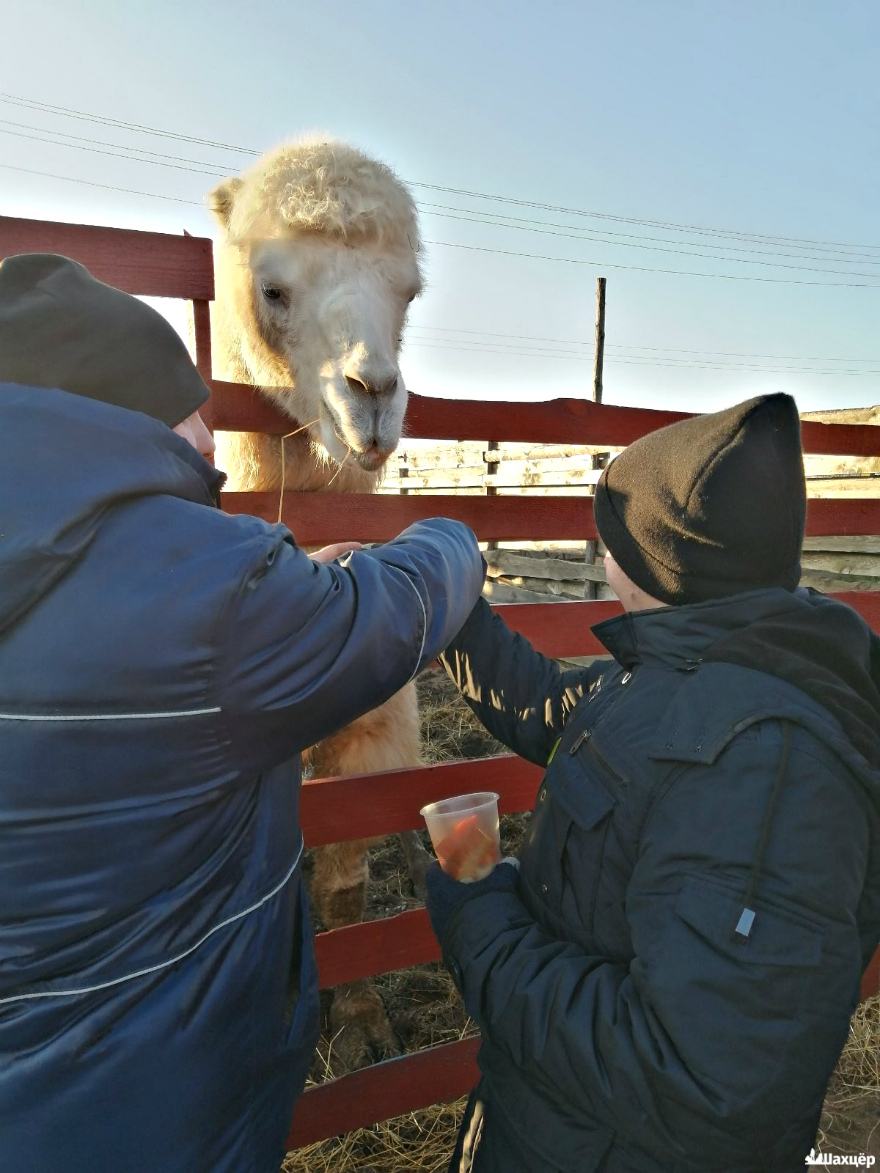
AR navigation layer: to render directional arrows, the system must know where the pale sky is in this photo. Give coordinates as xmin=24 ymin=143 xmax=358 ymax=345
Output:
xmin=2 ymin=0 xmax=879 ymax=413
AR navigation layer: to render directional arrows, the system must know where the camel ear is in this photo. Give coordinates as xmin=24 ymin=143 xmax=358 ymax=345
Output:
xmin=209 ymin=177 xmax=244 ymax=228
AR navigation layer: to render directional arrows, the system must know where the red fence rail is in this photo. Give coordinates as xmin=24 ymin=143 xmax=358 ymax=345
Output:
xmin=2 ymin=216 xmax=878 ymax=1154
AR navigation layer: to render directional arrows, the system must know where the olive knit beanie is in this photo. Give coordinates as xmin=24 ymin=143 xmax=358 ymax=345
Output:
xmin=0 ymin=253 xmax=209 ymax=427
xmin=593 ymin=393 xmax=806 ymax=605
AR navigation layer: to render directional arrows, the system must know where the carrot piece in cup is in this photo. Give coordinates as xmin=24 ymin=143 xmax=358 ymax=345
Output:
xmin=420 ymin=793 xmax=501 ymax=882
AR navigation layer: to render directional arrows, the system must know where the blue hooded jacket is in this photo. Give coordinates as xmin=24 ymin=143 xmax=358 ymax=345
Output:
xmin=0 ymin=384 xmax=485 ymax=1173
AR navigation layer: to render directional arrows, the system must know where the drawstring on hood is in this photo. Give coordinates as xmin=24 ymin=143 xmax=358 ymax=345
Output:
xmin=702 ymin=593 xmax=880 ymax=944
xmin=732 ymin=724 xmax=793 ymax=942
xmin=594 ymin=587 xmax=880 ymax=950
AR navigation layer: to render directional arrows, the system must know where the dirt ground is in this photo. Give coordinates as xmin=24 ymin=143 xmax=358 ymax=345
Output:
xmin=284 ymin=668 xmax=880 ymax=1171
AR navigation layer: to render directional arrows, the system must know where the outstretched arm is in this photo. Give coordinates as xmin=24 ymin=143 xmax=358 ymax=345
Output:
xmin=219 ymin=518 xmax=485 ymax=768
xmin=439 ymin=598 xmax=606 ymax=765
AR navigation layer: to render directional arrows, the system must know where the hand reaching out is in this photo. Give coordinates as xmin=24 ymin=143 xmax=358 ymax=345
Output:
xmin=309 ymin=541 xmax=364 ymax=564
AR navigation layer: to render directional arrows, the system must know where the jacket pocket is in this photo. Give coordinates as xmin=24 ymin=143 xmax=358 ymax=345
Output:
xmin=552 ymin=754 xmax=617 ymax=944
xmin=670 ymin=875 xmax=825 ymax=1031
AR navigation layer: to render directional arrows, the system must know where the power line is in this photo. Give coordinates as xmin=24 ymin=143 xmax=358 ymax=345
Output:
xmin=2 ymin=157 xmax=875 ymax=375
xmin=0 ymin=127 xmax=225 ymax=178
xmin=8 ymin=120 xmax=877 ymax=279
xmin=407 ymin=331 xmax=880 ymax=372
xmin=0 ymin=162 xmax=202 ymax=205
xmin=0 ymin=117 xmax=231 ymax=173
xmin=418 ymin=207 xmax=880 ymax=279
xmin=9 ymin=111 xmax=877 ymax=266
xmin=404 ymin=338 xmax=880 ymax=375
xmin=3 ymin=90 xmax=879 ymax=256
xmin=412 ymin=183 xmax=880 ymax=255
xmin=417 ymin=201 xmax=880 ymax=267
xmin=7 ymin=145 xmax=877 ymax=289
xmin=424 ymin=240 xmax=880 ymax=289
xmin=409 ymin=325 xmax=880 ymax=363
xmin=0 ymin=93 xmax=260 ymax=156
xmin=8 ymin=114 xmax=875 ymax=269
xmin=8 ymin=116 xmax=878 ymax=275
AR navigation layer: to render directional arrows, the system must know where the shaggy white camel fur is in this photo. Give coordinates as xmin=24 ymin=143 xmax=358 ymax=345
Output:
xmin=210 ymin=138 xmax=428 ymax=1072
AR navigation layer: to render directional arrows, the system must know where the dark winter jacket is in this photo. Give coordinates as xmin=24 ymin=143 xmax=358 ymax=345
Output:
xmin=0 ymin=384 xmax=485 ymax=1173
xmin=439 ymin=589 xmax=880 ymax=1172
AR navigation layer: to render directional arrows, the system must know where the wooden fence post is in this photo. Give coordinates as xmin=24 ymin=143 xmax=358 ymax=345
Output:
xmin=486 ymin=439 xmax=499 ymax=553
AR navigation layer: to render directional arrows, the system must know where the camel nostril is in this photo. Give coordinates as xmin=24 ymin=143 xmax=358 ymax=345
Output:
xmin=344 ymin=372 xmax=399 ymax=397
xmin=345 ymin=374 xmax=369 ymax=397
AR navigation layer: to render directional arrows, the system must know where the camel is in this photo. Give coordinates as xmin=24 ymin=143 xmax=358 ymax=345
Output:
xmin=209 ymin=138 xmax=429 ymax=1072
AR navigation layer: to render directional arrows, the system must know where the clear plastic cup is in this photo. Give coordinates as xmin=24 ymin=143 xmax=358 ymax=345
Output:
xmin=420 ymin=791 xmax=501 ymax=882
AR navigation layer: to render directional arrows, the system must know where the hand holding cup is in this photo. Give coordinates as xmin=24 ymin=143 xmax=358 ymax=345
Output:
xmin=420 ymin=792 xmax=501 ymax=882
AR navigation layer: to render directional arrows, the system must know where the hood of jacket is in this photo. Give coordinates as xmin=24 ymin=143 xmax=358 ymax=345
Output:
xmin=0 ymin=382 xmax=224 ymax=637
xmin=594 ymin=585 xmax=880 ymax=777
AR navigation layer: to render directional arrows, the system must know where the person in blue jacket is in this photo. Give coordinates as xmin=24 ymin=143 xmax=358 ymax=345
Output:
xmin=426 ymin=394 xmax=880 ymax=1172
xmin=0 ymin=253 xmax=486 ymax=1173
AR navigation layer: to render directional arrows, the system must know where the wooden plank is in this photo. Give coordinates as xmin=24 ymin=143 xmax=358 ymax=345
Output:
xmin=315 ymin=908 xmax=439 ymax=989
xmin=286 ymin=1038 xmax=480 ymax=1150
xmin=486 ymin=550 xmax=602 ymax=582
xmin=0 ymin=216 xmax=214 ymax=300
xmin=192 ymin=299 xmax=214 ymax=383
xmin=800 ymin=552 xmax=880 ymax=577
xmin=803 ymin=536 xmax=880 ymax=554
xmin=484 ymin=581 xmax=571 ymax=603
xmin=384 ymin=468 xmax=489 ymax=491
xmin=222 ymin=490 xmax=596 ymax=542
xmin=221 ymin=489 xmax=879 ymax=545
xmin=799 ymin=571 xmax=880 ymax=592
xmin=861 ymin=947 xmax=880 ymax=1000
xmin=494 ymin=600 xmax=620 ymax=655
xmin=492 ymin=576 xmax=606 ymax=599
xmin=807 ymin=499 xmax=880 ymax=535
xmin=210 ymin=380 xmax=880 ymax=455
xmin=302 ymin=755 xmax=542 ymax=847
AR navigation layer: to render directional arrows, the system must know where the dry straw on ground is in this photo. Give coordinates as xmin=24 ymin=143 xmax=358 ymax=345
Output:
xmin=285 ymin=670 xmax=880 ymax=1171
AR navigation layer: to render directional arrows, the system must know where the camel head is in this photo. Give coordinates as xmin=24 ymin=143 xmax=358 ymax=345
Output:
xmin=210 ymin=139 xmax=422 ymax=473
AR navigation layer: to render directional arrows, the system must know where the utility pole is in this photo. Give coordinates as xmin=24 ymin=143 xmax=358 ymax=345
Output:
xmin=592 ymin=276 xmax=606 ymax=403
xmin=585 ymin=277 xmax=607 ymax=599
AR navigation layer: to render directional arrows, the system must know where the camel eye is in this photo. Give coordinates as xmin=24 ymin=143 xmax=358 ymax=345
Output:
xmin=261 ymin=283 xmax=283 ymax=303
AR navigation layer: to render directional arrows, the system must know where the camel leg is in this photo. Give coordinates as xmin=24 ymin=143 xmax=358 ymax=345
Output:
xmin=399 ymin=829 xmax=432 ymax=900
xmin=310 ymin=838 xmax=400 ymax=1072
xmin=308 ymin=683 xmax=424 ymax=1073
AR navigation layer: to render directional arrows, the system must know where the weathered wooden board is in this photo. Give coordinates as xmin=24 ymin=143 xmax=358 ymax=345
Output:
xmin=802 ymin=536 xmax=880 ymax=553
xmin=211 ymin=381 xmax=880 ymax=455
xmin=486 ymin=550 xmax=602 ymax=582
xmin=484 ymin=581 xmax=572 ymax=603
xmin=315 ymin=908 xmax=439 ymax=990
xmin=0 ymin=215 xmax=214 ymax=299
xmin=287 ymin=1038 xmax=480 ymax=1150
xmin=800 ymin=552 xmax=880 ymax=577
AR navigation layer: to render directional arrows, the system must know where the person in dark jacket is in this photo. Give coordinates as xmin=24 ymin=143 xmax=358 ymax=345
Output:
xmin=0 ymin=253 xmax=487 ymax=1173
xmin=425 ymin=394 xmax=880 ymax=1172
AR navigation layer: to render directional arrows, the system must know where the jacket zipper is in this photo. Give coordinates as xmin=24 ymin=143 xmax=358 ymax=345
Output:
xmin=568 ymin=669 xmax=632 ymax=758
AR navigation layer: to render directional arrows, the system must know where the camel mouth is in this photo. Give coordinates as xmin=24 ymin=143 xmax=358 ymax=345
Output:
xmin=354 ymin=445 xmax=392 ymax=472
xmin=321 ymin=401 xmax=393 ymax=472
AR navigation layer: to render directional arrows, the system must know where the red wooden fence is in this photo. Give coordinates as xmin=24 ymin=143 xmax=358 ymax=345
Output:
xmin=1 ymin=216 xmax=878 ymax=1153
